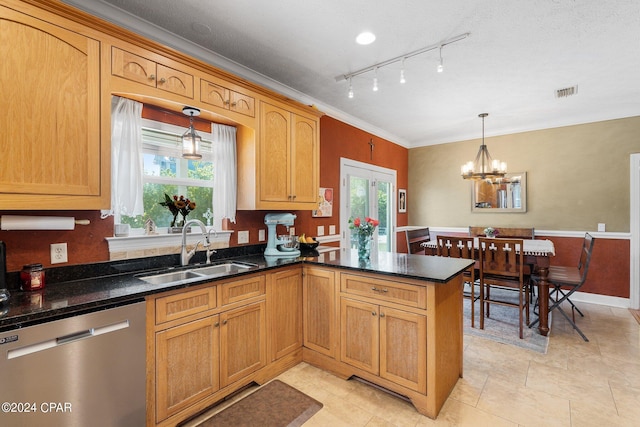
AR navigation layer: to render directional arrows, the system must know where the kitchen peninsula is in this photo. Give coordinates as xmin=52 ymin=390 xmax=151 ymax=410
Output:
xmin=0 ymin=250 xmax=472 ymax=424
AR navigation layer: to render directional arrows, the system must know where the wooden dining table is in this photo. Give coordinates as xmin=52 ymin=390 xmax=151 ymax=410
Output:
xmin=423 ymin=238 xmax=556 ymax=336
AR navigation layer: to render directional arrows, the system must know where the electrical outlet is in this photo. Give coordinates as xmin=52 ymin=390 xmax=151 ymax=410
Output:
xmin=289 ymin=227 xmax=295 ymax=236
xmin=238 ymin=230 xmax=249 ymax=244
xmin=50 ymin=243 xmax=68 ymax=264
xmin=598 ymin=223 xmax=606 ymax=232
xmin=317 ymin=225 xmax=325 ymax=236
xmin=329 ymin=225 xmax=336 ymax=235
xmin=258 ymin=229 xmax=266 ymax=241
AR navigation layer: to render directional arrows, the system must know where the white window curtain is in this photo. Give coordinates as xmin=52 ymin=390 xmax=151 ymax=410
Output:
xmin=212 ymin=123 xmax=237 ymax=224
xmin=101 ymin=96 xmax=144 ymax=219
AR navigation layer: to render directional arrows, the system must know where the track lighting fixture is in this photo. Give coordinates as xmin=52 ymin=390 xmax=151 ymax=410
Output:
xmin=373 ymin=68 xmax=379 ymax=92
xmin=336 ymin=32 xmax=470 ymax=97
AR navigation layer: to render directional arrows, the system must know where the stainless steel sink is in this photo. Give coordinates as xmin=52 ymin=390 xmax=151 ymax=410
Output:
xmin=138 ymin=261 xmax=258 ymax=286
xmin=138 ymin=269 xmax=206 ymax=286
xmin=190 ymin=262 xmax=256 ymax=277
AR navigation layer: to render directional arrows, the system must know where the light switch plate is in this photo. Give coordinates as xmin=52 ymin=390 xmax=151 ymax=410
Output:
xmin=329 ymin=225 xmax=336 ymax=235
xmin=317 ymin=225 xmax=325 ymax=236
xmin=597 ymin=223 xmax=606 ymax=232
xmin=258 ymin=229 xmax=265 ymax=241
xmin=238 ymin=230 xmax=249 ymax=244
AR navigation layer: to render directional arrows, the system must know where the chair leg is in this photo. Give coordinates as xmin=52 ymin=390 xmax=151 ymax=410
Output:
xmin=479 ymin=280 xmax=485 ymax=330
xmin=470 ymin=278 xmax=475 ymax=328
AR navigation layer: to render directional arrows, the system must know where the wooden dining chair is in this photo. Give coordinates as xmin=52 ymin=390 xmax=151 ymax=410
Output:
xmin=478 ymin=238 xmax=530 ymax=339
xmin=436 ymin=235 xmax=478 ymax=327
xmin=405 ymin=227 xmax=430 ymax=255
xmin=530 ymin=233 xmax=595 ymax=341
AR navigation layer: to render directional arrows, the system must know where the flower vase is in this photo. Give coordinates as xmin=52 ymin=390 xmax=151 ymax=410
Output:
xmin=357 ymin=234 xmax=371 ymax=261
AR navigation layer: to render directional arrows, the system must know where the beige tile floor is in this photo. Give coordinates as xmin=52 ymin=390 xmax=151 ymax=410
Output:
xmin=273 ymin=301 xmax=640 ymax=427
xmin=187 ymin=301 xmax=640 ymax=427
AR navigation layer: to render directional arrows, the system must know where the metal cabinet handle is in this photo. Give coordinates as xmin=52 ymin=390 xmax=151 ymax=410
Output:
xmin=222 ymin=319 xmax=227 ymax=325
xmin=371 ymin=311 xmax=376 ymax=316
xmin=159 ymin=78 xmax=166 ymax=84
xmin=380 ymin=312 xmax=385 ymax=318
xmin=224 ymin=100 xmax=230 ymax=105
xmin=214 ymin=322 xmax=220 ymax=327
xmin=149 ymin=74 xmax=156 ymax=81
xmin=382 ymin=288 xmax=388 ymax=293
xmin=231 ymin=102 xmax=237 ymax=107
xmin=371 ymin=287 xmax=378 ymax=291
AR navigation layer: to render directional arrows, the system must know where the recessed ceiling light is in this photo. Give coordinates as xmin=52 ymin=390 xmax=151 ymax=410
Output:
xmin=356 ymin=31 xmax=376 ymax=45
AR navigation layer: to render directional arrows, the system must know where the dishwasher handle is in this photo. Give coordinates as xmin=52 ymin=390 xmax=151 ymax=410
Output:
xmin=56 ymin=328 xmax=94 ymax=345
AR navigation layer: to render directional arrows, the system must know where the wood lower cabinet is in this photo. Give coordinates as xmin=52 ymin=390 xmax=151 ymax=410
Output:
xmin=303 ymin=266 xmax=337 ymax=358
xmin=220 ymin=301 xmax=266 ymax=387
xmin=267 ymin=267 xmax=303 ymax=361
xmin=340 ymin=298 xmax=427 ymax=392
xmin=303 ymin=269 xmax=463 ymax=419
xmin=0 ymin=3 xmax=106 ymax=209
xmin=155 ymin=315 xmax=220 ymax=422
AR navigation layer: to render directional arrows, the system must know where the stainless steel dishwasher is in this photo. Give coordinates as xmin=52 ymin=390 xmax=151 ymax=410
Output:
xmin=0 ymin=301 xmax=146 ymax=427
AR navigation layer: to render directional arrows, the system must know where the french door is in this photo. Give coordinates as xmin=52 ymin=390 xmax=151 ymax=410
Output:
xmin=340 ymin=158 xmax=397 ymax=257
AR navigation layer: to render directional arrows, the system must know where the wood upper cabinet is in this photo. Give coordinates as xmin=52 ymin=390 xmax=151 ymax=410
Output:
xmin=340 ymin=297 xmax=427 ymax=393
xmin=303 ymin=266 xmax=337 ymax=358
xmin=0 ymin=4 xmax=106 ymax=209
xmin=112 ymin=47 xmax=194 ymax=98
xmin=267 ymin=267 xmax=303 ymax=361
xmin=242 ymin=101 xmax=318 ymax=210
xmin=219 ymin=301 xmax=266 ymax=387
xmin=201 ymin=79 xmax=255 ymax=117
xmin=155 ymin=315 xmax=220 ymax=422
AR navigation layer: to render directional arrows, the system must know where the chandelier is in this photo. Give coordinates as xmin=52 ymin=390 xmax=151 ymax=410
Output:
xmin=461 ymin=113 xmax=507 ymax=180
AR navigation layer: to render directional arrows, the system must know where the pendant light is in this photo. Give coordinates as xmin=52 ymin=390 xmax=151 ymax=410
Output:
xmin=181 ymin=106 xmax=202 ymax=160
xmin=461 ymin=113 xmax=507 ymax=180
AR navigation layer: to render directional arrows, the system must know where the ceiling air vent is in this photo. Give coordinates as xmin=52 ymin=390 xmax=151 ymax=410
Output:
xmin=555 ymin=85 xmax=578 ymax=98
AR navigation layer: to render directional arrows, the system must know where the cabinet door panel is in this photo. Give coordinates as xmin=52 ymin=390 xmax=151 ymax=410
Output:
xmin=380 ymin=307 xmax=427 ymax=392
xmin=220 ymin=301 xmax=266 ymax=386
xmin=230 ymin=91 xmax=255 ymax=117
xmin=156 ymin=64 xmax=194 ymax=98
xmin=111 ymin=47 xmax=156 ymax=87
xmin=269 ymin=268 xmax=303 ymax=360
xmin=340 ymin=298 xmax=379 ymax=374
xmin=156 ymin=316 xmax=219 ymax=422
xmin=201 ymin=79 xmax=229 ymax=109
xmin=303 ymin=267 xmax=336 ymax=357
xmin=0 ymin=7 xmax=101 ymax=198
xmin=260 ymin=103 xmax=290 ymax=202
xmin=291 ymin=115 xmax=318 ymax=203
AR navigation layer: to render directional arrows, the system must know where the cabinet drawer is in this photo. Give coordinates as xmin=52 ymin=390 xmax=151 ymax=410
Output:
xmin=155 ymin=287 xmax=217 ymax=324
xmin=341 ymin=273 xmax=426 ymax=309
xmin=219 ymin=275 xmax=266 ymax=306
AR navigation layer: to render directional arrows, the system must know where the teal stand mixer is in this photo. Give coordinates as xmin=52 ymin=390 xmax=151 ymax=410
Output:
xmin=264 ymin=213 xmax=300 ymax=257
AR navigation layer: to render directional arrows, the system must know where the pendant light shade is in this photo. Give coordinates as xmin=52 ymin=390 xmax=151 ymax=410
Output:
xmin=182 ymin=106 xmax=202 ymax=160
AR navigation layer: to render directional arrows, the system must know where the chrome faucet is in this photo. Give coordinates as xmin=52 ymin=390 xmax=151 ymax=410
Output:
xmin=205 ymin=229 xmax=218 ymax=264
xmin=181 ymin=219 xmax=210 ymax=266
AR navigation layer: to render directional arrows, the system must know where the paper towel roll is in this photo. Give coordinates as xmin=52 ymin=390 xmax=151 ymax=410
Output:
xmin=0 ymin=215 xmax=85 ymax=231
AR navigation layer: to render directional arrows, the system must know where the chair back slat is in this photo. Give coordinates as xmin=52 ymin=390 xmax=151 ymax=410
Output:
xmin=577 ymin=232 xmax=596 ymax=283
xmin=436 ymin=235 xmax=474 ymax=259
xmin=479 ymin=238 xmax=524 ymax=279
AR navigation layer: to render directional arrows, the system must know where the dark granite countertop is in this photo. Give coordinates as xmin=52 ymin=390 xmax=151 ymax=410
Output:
xmin=0 ymin=247 xmax=472 ymax=332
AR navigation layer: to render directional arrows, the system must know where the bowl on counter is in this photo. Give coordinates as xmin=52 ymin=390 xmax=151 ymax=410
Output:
xmin=299 ymin=238 xmax=319 ymax=251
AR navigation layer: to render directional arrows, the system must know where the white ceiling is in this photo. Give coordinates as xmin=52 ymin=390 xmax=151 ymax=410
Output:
xmin=65 ymin=0 xmax=640 ymax=148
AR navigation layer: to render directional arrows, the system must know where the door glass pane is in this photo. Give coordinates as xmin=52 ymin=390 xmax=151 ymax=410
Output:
xmin=349 ymin=176 xmax=370 ymax=249
xmin=377 ymin=181 xmax=392 ymax=253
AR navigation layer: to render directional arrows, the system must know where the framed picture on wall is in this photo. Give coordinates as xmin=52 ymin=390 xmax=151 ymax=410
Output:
xmin=398 ymin=189 xmax=407 ymax=213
